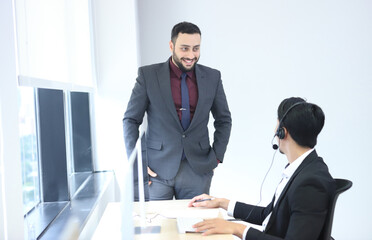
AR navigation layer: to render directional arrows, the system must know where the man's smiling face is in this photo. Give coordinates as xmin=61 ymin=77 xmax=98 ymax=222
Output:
xmin=170 ymin=33 xmax=201 ymax=72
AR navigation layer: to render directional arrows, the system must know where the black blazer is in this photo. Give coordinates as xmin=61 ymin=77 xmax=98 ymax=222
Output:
xmin=234 ymin=150 xmax=336 ymax=240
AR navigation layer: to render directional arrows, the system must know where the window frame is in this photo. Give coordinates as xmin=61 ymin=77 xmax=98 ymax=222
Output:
xmin=19 ymin=76 xmax=97 ymax=238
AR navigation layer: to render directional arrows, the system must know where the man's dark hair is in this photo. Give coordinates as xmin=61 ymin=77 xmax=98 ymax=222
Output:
xmin=171 ymin=22 xmax=201 ymax=44
xmin=278 ymin=97 xmax=325 ymax=148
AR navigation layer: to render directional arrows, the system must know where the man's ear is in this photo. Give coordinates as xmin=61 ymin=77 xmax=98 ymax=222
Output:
xmin=169 ymin=40 xmax=174 ymax=52
xmin=282 ymin=127 xmax=288 ymax=139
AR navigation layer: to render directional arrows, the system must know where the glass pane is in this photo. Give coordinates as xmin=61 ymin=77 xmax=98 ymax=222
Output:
xmin=68 ymin=91 xmax=93 ymax=197
xmin=70 ymin=92 xmax=93 ymax=172
xmin=37 ymin=88 xmax=69 ymax=202
xmin=19 ymin=87 xmax=40 ymax=214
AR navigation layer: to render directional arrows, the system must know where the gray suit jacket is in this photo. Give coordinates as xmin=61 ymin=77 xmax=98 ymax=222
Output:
xmin=123 ymin=59 xmax=232 ymax=180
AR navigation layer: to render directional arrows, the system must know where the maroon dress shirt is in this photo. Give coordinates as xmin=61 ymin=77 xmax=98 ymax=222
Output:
xmin=169 ymin=58 xmax=221 ymax=164
xmin=169 ymin=58 xmax=198 ymax=123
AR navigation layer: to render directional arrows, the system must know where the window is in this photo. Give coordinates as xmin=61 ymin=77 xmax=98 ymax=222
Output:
xmin=70 ymin=92 xmax=93 ymax=173
xmin=15 ymin=0 xmax=95 ymax=214
xmin=14 ymin=0 xmax=97 ymax=237
xmin=66 ymin=91 xmax=94 ymax=197
xmin=19 ymin=87 xmax=96 ymax=212
xmin=19 ymin=87 xmax=40 ymax=214
xmin=37 ymin=88 xmax=69 ymax=203
xmin=19 ymin=86 xmax=95 ymax=238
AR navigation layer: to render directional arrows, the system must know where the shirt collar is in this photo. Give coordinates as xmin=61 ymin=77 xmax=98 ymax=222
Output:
xmin=282 ymin=148 xmax=314 ymax=179
xmin=169 ymin=57 xmax=194 ymax=79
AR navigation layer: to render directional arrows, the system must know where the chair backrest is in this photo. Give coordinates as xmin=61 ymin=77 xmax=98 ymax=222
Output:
xmin=320 ymin=178 xmax=353 ymax=240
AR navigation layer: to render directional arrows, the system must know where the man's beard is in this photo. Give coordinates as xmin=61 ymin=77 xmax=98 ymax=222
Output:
xmin=172 ymin=51 xmax=199 ymax=72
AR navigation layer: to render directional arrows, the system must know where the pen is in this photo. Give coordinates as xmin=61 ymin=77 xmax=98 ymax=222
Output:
xmin=195 ymin=198 xmax=213 ymax=202
xmin=227 ymin=218 xmax=241 ymax=221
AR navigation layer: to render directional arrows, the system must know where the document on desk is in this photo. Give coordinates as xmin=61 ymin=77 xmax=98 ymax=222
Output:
xmin=173 ymin=207 xmax=219 ymax=233
xmin=176 ymin=217 xmax=204 ymax=233
xmin=160 ymin=206 xmax=220 ymax=219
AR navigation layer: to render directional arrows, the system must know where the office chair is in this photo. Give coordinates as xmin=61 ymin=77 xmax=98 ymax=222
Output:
xmin=320 ymin=178 xmax=353 ymax=240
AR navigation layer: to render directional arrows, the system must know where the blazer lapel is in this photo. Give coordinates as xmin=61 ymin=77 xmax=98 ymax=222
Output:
xmin=188 ymin=64 xmax=206 ymax=131
xmin=265 ymin=150 xmax=318 ymax=231
xmin=156 ymin=60 xmax=183 ymax=130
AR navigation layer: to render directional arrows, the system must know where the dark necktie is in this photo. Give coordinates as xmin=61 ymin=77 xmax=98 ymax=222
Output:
xmin=181 ymin=73 xmax=190 ymax=130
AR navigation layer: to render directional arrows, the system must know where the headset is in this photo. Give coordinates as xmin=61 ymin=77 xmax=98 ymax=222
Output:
xmin=272 ymin=101 xmax=307 ymax=150
xmin=238 ymin=100 xmax=309 ymax=223
xmin=240 ymin=101 xmax=308 ymax=222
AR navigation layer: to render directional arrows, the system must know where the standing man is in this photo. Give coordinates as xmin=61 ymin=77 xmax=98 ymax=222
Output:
xmin=189 ymin=97 xmax=336 ymax=240
xmin=123 ymin=22 xmax=232 ymax=200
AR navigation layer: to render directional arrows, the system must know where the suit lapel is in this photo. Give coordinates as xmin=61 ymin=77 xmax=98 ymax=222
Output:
xmin=155 ymin=62 xmax=207 ymax=132
xmin=188 ymin=64 xmax=206 ymax=130
xmin=156 ymin=61 xmax=183 ymax=129
xmin=265 ymin=150 xmax=318 ymax=231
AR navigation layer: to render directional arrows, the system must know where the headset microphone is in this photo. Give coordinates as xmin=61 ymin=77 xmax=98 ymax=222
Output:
xmin=245 ymin=100 xmax=306 ymax=222
xmin=271 ymin=135 xmax=279 ymax=150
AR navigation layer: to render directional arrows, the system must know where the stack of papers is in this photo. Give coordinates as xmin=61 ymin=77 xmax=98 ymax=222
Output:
xmin=160 ymin=207 xmax=220 ymax=219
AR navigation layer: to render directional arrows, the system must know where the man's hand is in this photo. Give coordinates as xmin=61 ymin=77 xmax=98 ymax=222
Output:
xmin=193 ymin=218 xmax=246 ymax=238
xmin=188 ymin=194 xmax=230 ymax=210
xmin=147 ymin=167 xmax=157 ymax=185
xmin=188 ymin=194 xmax=218 ymax=208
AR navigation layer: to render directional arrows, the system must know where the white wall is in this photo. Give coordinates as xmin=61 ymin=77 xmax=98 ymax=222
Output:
xmin=135 ymin=1 xmax=372 ymax=239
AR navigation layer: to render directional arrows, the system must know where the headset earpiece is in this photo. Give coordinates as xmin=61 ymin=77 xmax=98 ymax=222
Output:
xmin=273 ymin=101 xmax=307 ymax=149
xmin=276 ymin=127 xmax=285 ymax=139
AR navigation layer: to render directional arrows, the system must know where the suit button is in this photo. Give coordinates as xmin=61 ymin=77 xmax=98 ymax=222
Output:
xmin=182 ymin=134 xmax=186 ymax=138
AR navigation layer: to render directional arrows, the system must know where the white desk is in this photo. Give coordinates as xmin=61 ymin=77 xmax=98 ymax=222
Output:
xmin=92 ymin=200 xmax=235 ymax=240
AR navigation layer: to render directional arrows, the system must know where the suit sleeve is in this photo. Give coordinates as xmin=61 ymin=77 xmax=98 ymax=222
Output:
xmin=210 ymin=73 xmax=232 ymax=162
xmin=123 ymin=67 xmax=149 ymax=158
xmin=245 ymin=177 xmax=332 ymax=240
xmin=234 ymin=201 xmax=273 ymax=226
